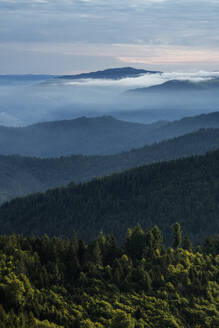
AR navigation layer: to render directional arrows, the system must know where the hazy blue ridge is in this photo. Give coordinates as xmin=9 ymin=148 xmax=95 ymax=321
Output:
xmin=1 ymin=112 xmax=219 ymax=158
xmin=58 ymin=67 xmax=161 ymax=80
xmin=128 ymin=78 xmax=219 ymax=93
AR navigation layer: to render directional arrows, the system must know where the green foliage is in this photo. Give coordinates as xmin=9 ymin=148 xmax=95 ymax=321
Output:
xmin=111 ymin=309 xmax=135 ymax=328
xmin=0 ymin=226 xmax=217 ymax=327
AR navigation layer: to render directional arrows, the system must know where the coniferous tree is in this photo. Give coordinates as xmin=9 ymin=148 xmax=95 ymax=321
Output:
xmin=152 ymin=225 xmax=163 ymax=250
xmin=92 ymin=241 xmax=102 ymax=265
xmin=183 ymin=235 xmax=193 ymax=251
xmin=172 ymin=222 xmax=182 ymax=248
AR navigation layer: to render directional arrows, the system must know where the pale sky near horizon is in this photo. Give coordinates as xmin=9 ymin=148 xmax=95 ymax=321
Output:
xmin=0 ymin=0 xmax=219 ymax=74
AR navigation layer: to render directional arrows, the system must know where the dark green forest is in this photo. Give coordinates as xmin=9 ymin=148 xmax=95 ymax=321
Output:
xmin=1 ymin=118 xmax=219 ymax=327
xmin=1 ymin=127 xmax=219 ymax=205
xmin=0 ymin=225 xmax=218 ymax=327
xmin=1 ymin=148 xmax=219 ymax=243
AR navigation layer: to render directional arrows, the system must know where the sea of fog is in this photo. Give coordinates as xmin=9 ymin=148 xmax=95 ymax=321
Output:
xmin=1 ymin=70 xmax=219 ymax=126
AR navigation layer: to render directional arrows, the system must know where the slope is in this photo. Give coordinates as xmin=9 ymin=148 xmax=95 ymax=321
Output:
xmin=1 ymin=147 xmax=219 ymax=243
xmin=1 ymin=128 xmax=219 ymax=205
xmin=0 ymin=116 xmax=166 ymax=157
xmin=2 ymin=112 xmax=219 ymax=157
xmin=129 ymin=78 xmax=219 ymax=93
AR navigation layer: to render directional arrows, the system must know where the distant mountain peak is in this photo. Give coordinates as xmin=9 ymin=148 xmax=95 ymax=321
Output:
xmin=129 ymin=78 xmax=219 ymax=93
xmin=28 ymin=115 xmax=121 ymax=129
xmin=58 ymin=67 xmax=161 ymax=80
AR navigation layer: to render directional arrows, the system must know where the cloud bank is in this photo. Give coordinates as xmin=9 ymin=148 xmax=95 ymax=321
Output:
xmin=0 ymin=0 xmax=219 ymax=73
xmin=57 ymin=70 xmax=219 ymax=89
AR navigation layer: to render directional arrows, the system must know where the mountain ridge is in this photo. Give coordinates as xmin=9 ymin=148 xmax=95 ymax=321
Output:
xmin=2 ymin=127 xmax=219 ymax=205
xmin=129 ymin=78 xmax=219 ymax=93
xmin=0 ymin=115 xmax=164 ymax=157
xmin=1 ymin=148 xmax=219 ymax=244
xmin=58 ymin=67 xmax=161 ymax=80
xmin=2 ymin=112 xmax=219 ymax=157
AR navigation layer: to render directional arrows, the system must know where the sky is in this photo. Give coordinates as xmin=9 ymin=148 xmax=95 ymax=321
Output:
xmin=0 ymin=0 xmax=219 ymax=74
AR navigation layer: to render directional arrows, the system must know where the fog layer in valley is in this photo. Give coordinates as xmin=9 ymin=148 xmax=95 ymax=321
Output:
xmin=1 ymin=69 xmax=219 ymax=126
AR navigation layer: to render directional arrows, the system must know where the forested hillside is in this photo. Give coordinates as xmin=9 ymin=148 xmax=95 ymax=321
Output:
xmin=0 ymin=116 xmax=166 ymax=157
xmin=1 ymin=112 xmax=219 ymax=157
xmin=0 ymin=226 xmax=218 ymax=327
xmin=1 ymin=127 xmax=219 ymax=205
xmin=1 ymin=149 xmax=219 ymax=243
